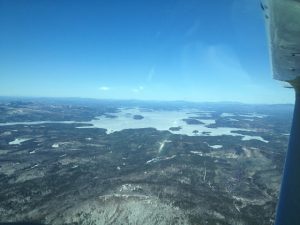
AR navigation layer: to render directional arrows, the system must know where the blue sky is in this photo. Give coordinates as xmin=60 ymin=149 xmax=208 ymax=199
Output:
xmin=0 ymin=0 xmax=294 ymax=103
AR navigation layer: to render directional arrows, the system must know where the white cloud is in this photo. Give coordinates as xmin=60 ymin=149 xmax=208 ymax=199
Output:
xmin=147 ymin=67 xmax=155 ymax=82
xmin=132 ymin=86 xmax=144 ymax=93
xmin=99 ymin=86 xmax=110 ymax=91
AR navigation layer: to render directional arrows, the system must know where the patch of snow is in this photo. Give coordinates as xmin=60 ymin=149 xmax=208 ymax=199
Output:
xmin=243 ymin=148 xmax=252 ymax=158
xmin=220 ymin=113 xmax=235 ymax=117
xmin=9 ymin=138 xmax=31 ymax=145
xmin=239 ymin=113 xmax=267 ymax=118
xmin=146 ymin=155 xmax=176 ymax=164
xmin=190 ymin=151 xmax=238 ymax=159
xmin=209 ymin=145 xmax=223 ymax=149
xmin=234 ymin=204 xmax=241 ymax=213
xmin=1 ymin=131 xmax=12 ymax=136
xmin=242 ymin=136 xmax=269 ymax=143
xmin=31 ymin=164 xmax=39 ymax=169
xmin=119 ymin=184 xmax=142 ymax=192
xmin=158 ymin=140 xmax=172 ymax=153
xmin=190 ymin=151 xmax=203 ymax=156
xmin=0 ymin=121 xmax=78 ymax=126
xmin=52 ymin=143 xmax=59 ymax=148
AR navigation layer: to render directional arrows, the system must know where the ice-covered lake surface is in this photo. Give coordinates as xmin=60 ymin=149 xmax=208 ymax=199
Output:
xmin=81 ymin=108 xmax=268 ymax=143
xmin=0 ymin=108 xmax=269 ymax=143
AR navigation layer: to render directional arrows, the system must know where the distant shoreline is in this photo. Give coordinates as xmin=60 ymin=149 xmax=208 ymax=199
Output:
xmin=0 ymin=96 xmax=294 ymax=106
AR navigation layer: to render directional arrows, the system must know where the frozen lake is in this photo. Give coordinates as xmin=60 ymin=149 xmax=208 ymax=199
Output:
xmin=0 ymin=108 xmax=269 ymax=143
xmin=79 ymin=108 xmax=268 ymax=142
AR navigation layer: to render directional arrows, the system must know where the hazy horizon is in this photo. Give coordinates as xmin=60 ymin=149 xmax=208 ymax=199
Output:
xmin=0 ymin=95 xmax=295 ymax=106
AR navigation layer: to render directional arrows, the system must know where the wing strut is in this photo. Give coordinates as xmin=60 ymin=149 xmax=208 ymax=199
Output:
xmin=275 ymin=89 xmax=300 ymax=224
xmin=264 ymin=0 xmax=300 ymax=223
